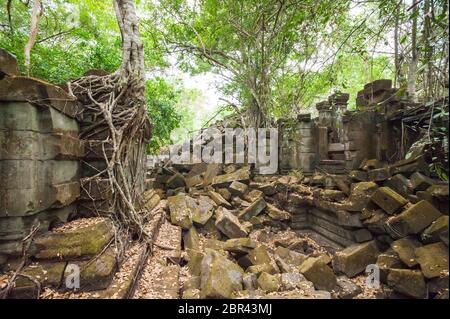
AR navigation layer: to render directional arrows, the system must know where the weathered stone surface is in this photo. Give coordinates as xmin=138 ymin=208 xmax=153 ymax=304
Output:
xmin=184 ymin=226 xmax=201 ymax=251
xmin=376 ymin=250 xmax=405 ymax=283
xmin=0 ymin=77 xmax=80 ymax=118
xmin=258 ymin=182 xmax=277 ymax=196
xmin=384 ymin=174 xmax=413 ymax=198
xmin=215 ymin=207 xmax=248 ymax=238
xmin=421 ymin=216 xmax=449 ymax=244
xmin=207 ymin=191 xmax=232 ymax=208
xmin=218 ymin=188 xmax=232 ymax=201
xmin=67 ymin=247 xmax=117 ymax=291
xmin=212 ymin=167 xmax=250 ymax=187
xmin=0 ymin=48 xmax=20 ymax=76
xmin=410 ymin=172 xmax=436 ymax=191
xmin=391 ymin=237 xmax=422 ymax=267
xmin=238 ymin=197 xmax=267 ymax=221
xmin=349 ymin=170 xmax=368 ymax=182
xmin=168 ymin=194 xmax=194 ymax=229
xmin=166 ymin=173 xmax=186 ymax=189
xmin=244 ymin=245 xmax=279 ymax=274
xmin=299 ymin=257 xmax=337 ymax=291
xmin=266 ymin=203 xmax=290 ymax=221
xmin=320 ymin=189 xmax=346 ymax=202
xmin=200 ymin=250 xmax=244 ymax=298
xmin=386 ymin=200 xmax=442 ymax=237
xmin=244 ymin=189 xmax=264 ymax=202
xmin=363 ymin=210 xmax=388 ymax=234
xmin=280 ymin=273 xmax=312 ymax=291
xmin=182 ymin=288 xmax=201 ymax=299
xmin=193 ymin=196 xmax=214 ymax=225
xmin=368 ymin=167 xmax=392 ymax=182
xmin=33 ymin=219 xmax=114 ymax=260
xmin=332 ymin=241 xmax=380 ymax=277
xmin=415 ymin=242 xmax=449 ymax=279
xmin=223 ymin=238 xmax=256 ymax=255
xmin=336 ymin=276 xmax=362 ymax=299
xmin=257 ymin=272 xmax=281 ymax=292
xmin=370 ymin=187 xmax=408 ymax=214
xmin=336 ymin=210 xmax=363 ymax=228
xmin=229 ymin=181 xmax=248 ymax=197
xmin=346 ymin=182 xmax=379 ymax=211
xmin=242 ymin=273 xmax=258 ymax=291
xmin=186 ymin=250 xmax=205 ymax=276
xmin=387 ymin=269 xmax=427 ymax=299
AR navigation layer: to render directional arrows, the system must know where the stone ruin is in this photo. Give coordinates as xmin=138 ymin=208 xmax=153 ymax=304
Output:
xmin=0 ymin=48 xmax=448 ymax=299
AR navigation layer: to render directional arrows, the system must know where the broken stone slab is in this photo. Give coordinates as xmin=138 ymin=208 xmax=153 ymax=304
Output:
xmin=33 ymin=219 xmax=114 ymax=260
xmin=391 ymin=237 xmax=422 ymax=267
xmin=203 ymin=163 xmax=221 ymax=185
xmin=257 ymin=272 xmax=281 ymax=293
xmin=184 ymin=226 xmax=201 ymax=251
xmin=215 ymin=207 xmax=248 ymax=239
xmin=166 ymin=173 xmax=186 ymax=189
xmin=332 ymin=241 xmax=380 ymax=277
xmin=387 ymin=269 xmax=427 ymax=299
xmin=370 ymin=187 xmax=408 ymax=214
xmin=336 ymin=210 xmax=363 ymax=228
xmin=336 ymin=276 xmax=362 ymax=299
xmin=410 ymin=172 xmax=436 ymax=192
xmin=384 ymin=174 xmax=413 ymax=198
xmin=244 ymin=189 xmax=264 ymax=203
xmin=207 ymin=191 xmax=232 ymax=208
xmin=218 ymin=188 xmax=232 ymax=201
xmin=363 ymin=210 xmax=388 ymax=234
xmin=280 ymin=273 xmax=312 ymax=291
xmin=242 ymin=273 xmax=258 ymax=291
xmin=229 ymin=181 xmax=248 ymax=197
xmin=168 ymin=194 xmax=194 ymax=229
xmin=415 ymin=242 xmax=449 ymax=279
xmin=299 ymin=257 xmax=337 ymax=291
xmin=421 ymin=216 xmax=449 ymax=245
xmin=361 ymin=159 xmax=381 ymax=171
xmin=200 ymin=250 xmax=244 ymax=298
xmin=258 ymin=182 xmax=278 ymax=196
xmin=427 ymin=273 xmax=449 ymax=295
xmin=345 ymin=182 xmax=379 ymax=211
xmin=193 ymin=196 xmax=214 ymax=225
xmin=211 ymin=167 xmax=250 ymax=187
xmin=386 ymin=200 xmax=442 ymax=238
xmin=64 ymin=246 xmax=117 ymax=292
xmin=242 ymin=245 xmax=279 ymax=275
xmin=320 ymin=189 xmax=347 ymax=202
xmin=368 ymin=167 xmax=392 ymax=182
xmin=349 ymin=170 xmax=368 ymax=182
xmin=186 ymin=250 xmax=205 ymax=276
xmin=266 ymin=203 xmax=290 ymax=221
xmin=223 ymin=238 xmax=256 ymax=255
xmin=376 ymin=250 xmax=405 ymax=284
xmin=238 ymin=197 xmax=267 ymax=221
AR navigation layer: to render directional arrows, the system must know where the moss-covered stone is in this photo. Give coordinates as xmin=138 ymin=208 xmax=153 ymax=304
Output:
xmin=33 ymin=219 xmax=114 ymax=260
xmin=299 ymin=257 xmax=336 ymax=291
xmin=200 ymin=250 xmax=244 ymax=298
xmin=257 ymin=272 xmax=281 ymax=292
xmin=415 ymin=242 xmax=449 ymax=279
xmin=387 ymin=269 xmax=427 ymax=299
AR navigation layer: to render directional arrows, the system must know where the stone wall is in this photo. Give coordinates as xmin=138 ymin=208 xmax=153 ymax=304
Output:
xmin=278 ymin=79 xmax=448 ymax=175
xmin=0 ymin=49 xmax=83 ymax=267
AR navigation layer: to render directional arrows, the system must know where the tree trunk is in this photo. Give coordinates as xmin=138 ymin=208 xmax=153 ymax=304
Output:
xmin=24 ymin=0 xmax=43 ymax=75
xmin=70 ymin=0 xmax=152 ymax=240
xmin=407 ymin=0 xmax=419 ymax=102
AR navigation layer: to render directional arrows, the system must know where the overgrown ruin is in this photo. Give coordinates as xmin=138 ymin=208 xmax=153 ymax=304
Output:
xmin=1 ymin=45 xmax=448 ymax=300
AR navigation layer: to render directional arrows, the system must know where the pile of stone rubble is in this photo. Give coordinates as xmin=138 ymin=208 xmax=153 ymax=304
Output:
xmin=147 ymin=152 xmax=448 ymax=299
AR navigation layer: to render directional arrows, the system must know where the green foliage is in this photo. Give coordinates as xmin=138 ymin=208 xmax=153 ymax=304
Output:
xmin=145 ymin=77 xmax=182 ymax=154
